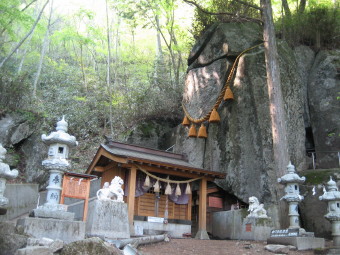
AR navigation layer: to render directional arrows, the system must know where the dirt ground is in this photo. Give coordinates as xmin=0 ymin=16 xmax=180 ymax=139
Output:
xmin=137 ymin=238 xmax=323 ymax=255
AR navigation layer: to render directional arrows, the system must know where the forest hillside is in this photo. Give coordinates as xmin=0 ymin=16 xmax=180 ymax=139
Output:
xmin=0 ymin=0 xmax=339 ymax=186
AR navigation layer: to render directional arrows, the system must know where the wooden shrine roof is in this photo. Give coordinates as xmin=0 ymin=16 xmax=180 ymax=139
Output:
xmin=86 ymin=141 xmax=225 ymax=180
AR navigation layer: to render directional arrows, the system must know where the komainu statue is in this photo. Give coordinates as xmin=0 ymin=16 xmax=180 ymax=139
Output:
xmin=246 ymin=196 xmax=269 ymax=218
xmin=96 ymin=176 xmax=124 ymax=202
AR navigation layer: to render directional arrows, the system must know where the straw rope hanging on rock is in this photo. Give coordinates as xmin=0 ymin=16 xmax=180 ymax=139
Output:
xmin=181 ymin=43 xmax=264 ymax=138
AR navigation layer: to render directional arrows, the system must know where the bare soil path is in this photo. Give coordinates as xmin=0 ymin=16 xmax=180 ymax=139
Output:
xmin=137 ymin=239 xmax=318 ymax=255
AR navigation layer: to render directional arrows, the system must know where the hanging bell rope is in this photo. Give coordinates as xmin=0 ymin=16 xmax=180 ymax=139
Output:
xmin=135 ymin=165 xmax=202 ymax=184
xmin=182 ymin=43 xmax=263 ymax=124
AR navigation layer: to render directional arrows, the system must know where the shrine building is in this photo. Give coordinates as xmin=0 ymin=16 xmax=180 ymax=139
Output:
xmin=86 ymin=140 xmax=226 ymax=238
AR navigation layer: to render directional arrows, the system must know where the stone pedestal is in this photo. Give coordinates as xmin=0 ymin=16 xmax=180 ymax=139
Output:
xmin=33 ymin=204 xmax=74 ymax=220
xmin=86 ymin=200 xmax=130 ymax=239
xmin=194 ymin=229 xmax=209 ymax=240
xmin=241 ymin=217 xmax=274 ymax=241
xmin=17 ymin=217 xmax=85 ymax=244
xmin=267 ymin=236 xmax=325 ymax=250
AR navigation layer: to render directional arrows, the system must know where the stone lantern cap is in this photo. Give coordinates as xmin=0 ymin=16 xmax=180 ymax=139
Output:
xmin=41 ymin=116 xmax=78 ymax=147
xmin=277 ymin=162 xmax=306 ymax=184
xmin=0 ymin=144 xmax=18 ymax=179
xmin=319 ymin=177 xmax=340 ymax=201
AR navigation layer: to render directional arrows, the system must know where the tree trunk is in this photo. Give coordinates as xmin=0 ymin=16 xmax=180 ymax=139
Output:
xmin=32 ymin=0 xmax=53 ymax=98
xmin=0 ymin=0 xmax=49 ymax=69
xmin=105 ymin=0 xmax=114 ymax=135
xmin=0 ymin=0 xmax=38 ymax=37
xmin=281 ymin=0 xmax=291 ymax=17
xmin=260 ymin=0 xmax=290 ymax=228
xmin=298 ymin=0 xmax=306 ymax=14
xmin=80 ymin=44 xmax=88 ymax=92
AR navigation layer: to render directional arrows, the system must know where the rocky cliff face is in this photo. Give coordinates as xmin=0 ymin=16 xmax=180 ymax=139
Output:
xmin=172 ymin=22 xmax=339 ymax=225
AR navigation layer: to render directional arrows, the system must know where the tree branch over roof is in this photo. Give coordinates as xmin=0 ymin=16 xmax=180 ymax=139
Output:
xmin=182 ymin=0 xmax=262 ymax=24
xmin=232 ymin=0 xmax=262 ymax=11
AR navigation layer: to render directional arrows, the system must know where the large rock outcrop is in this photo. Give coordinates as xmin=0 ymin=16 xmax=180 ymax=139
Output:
xmin=0 ymin=113 xmax=47 ymax=183
xmin=307 ymin=50 xmax=340 ymax=168
xmin=174 ymin=22 xmax=306 ymax=225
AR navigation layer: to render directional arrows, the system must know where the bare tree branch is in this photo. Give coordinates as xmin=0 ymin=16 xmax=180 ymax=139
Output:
xmin=0 ymin=0 xmax=50 ymax=69
xmin=232 ymin=0 xmax=262 ymax=11
xmin=183 ymin=0 xmax=262 ymax=23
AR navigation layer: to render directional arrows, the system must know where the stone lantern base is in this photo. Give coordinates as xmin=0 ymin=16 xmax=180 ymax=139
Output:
xmin=17 ymin=217 xmax=85 ymax=244
xmin=33 ymin=204 xmax=75 ymax=221
xmin=267 ymin=233 xmax=325 ymax=250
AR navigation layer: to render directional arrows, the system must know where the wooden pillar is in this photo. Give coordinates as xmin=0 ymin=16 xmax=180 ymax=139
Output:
xmin=127 ymin=166 xmax=137 ymax=233
xmin=195 ymin=178 xmax=209 ymax=239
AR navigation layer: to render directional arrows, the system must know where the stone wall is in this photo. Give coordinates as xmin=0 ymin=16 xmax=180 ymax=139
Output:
xmin=0 ymin=184 xmax=38 ymax=222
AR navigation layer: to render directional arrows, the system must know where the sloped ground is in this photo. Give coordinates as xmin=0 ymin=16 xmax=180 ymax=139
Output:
xmin=137 ymin=239 xmax=320 ymax=255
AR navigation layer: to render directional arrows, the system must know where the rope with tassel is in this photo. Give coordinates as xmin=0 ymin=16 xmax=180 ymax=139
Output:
xmin=136 ymin=164 xmax=202 ymax=184
xmin=182 ymin=42 xmax=263 ymax=124
xmin=135 ymin=165 xmax=198 ymax=195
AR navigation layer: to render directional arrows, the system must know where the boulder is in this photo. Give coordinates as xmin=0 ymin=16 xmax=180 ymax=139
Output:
xmin=308 ymin=50 xmax=340 ymax=168
xmin=14 ymin=246 xmax=52 ymax=255
xmin=175 ymin=22 xmax=306 ymax=226
xmin=264 ymin=244 xmax=291 ymax=254
xmin=60 ymin=237 xmax=122 ymax=255
xmin=10 ymin=122 xmax=34 ymax=145
xmin=0 ymin=222 xmax=28 ymax=255
xmin=125 ymin=119 xmax=179 ymax=150
xmin=188 ymin=22 xmax=262 ymax=68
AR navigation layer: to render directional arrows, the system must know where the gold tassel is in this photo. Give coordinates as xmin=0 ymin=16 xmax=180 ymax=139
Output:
xmin=198 ymin=123 xmax=207 ymax=138
xmin=175 ymin=184 xmax=181 ymax=196
xmin=188 ymin=124 xmax=197 ymax=137
xmin=224 ymin=86 xmax=234 ymax=100
xmin=153 ymin=180 xmax=160 ymax=193
xmin=185 ymin=183 xmax=191 ymax=194
xmin=143 ymin=175 xmax=150 ymax=187
xmin=182 ymin=115 xmax=190 ymax=126
xmin=209 ymin=108 xmax=220 ymax=123
xmin=165 ymin=183 xmax=172 ymax=195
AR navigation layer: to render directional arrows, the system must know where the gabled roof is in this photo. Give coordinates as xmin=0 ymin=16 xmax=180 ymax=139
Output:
xmin=86 ymin=141 xmax=225 ymax=180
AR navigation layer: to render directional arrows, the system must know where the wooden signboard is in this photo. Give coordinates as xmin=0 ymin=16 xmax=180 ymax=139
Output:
xmin=60 ymin=172 xmax=97 ymax=221
xmin=208 ymin=196 xmax=223 ymax=209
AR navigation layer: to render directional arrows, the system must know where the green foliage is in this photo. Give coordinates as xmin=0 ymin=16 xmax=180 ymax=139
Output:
xmin=276 ymin=5 xmax=340 ymax=48
xmin=0 ymin=0 xmax=189 ymax=142
xmin=191 ymin=0 xmax=261 ymax=38
xmin=301 ymin=169 xmax=340 ymax=185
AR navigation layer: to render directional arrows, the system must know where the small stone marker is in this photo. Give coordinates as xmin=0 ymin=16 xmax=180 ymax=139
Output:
xmin=270 ymin=229 xmax=299 ymax=237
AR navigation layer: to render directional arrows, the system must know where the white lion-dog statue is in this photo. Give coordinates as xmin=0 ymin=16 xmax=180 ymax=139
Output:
xmin=247 ymin=196 xmax=269 ymax=218
xmin=96 ymin=176 xmax=124 ymax=202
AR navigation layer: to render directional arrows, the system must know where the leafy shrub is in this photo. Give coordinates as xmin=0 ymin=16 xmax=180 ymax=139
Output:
xmin=276 ymin=6 xmax=340 ymax=49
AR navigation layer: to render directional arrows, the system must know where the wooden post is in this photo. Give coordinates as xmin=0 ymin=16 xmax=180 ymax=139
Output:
xmin=195 ymin=178 xmax=209 ymax=239
xmin=83 ymin=179 xmax=91 ymax=221
xmin=127 ymin=166 xmax=137 ymax=233
xmin=187 ymin=184 xmax=192 ymax=221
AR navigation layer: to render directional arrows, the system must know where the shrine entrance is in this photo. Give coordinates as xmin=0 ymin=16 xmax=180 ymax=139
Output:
xmin=86 ymin=140 xmax=225 ymax=239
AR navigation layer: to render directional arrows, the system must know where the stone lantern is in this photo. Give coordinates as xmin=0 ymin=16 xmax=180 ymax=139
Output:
xmin=0 ymin=144 xmax=18 ymax=214
xmin=319 ymin=177 xmax=340 ymax=250
xmin=277 ymin=162 xmax=306 ymax=229
xmin=33 ymin=116 xmax=78 ymax=220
